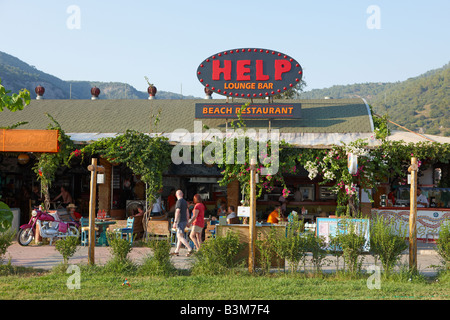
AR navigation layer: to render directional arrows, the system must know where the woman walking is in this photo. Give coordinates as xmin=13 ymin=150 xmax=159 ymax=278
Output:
xmin=189 ymin=194 xmax=206 ymax=251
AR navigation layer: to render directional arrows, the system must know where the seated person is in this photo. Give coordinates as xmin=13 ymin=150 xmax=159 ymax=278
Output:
xmin=226 ymin=205 xmax=240 ymax=224
xmin=67 ymin=203 xmax=82 ymax=222
xmin=267 ymin=204 xmax=282 ymax=224
xmin=130 ymin=205 xmax=145 ymax=218
xmin=217 ymin=201 xmax=227 ymax=216
xmin=52 ymin=186 xmax=73 ymax=208
xmin=417 ymin=189 xmax=429 ymax=208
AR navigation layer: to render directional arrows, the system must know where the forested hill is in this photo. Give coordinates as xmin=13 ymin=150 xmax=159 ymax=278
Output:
xmin=0 ymin=51 xmax=199 ymax=100
xmin=302 ymin=63 xmax=450 ymax=136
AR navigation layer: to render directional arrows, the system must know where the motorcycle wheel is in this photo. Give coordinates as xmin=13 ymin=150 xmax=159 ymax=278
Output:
xmin=18 ymin=228 xmax=34 ymax=246
xmin=68 ymin=225 xmax=80 ymax=238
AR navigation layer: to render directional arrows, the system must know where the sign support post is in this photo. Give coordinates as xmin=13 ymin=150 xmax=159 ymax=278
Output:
xmin=248 ymin=158 xmax=257 ymax=273
xmin=87 ymin=158 xmax=105 ymax=265
xmin=408 ymin=157 xmax=418 ymax=271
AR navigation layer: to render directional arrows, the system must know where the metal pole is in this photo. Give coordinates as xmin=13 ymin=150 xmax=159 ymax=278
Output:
xmin=408 ymin=157 xmax=418 ymax=271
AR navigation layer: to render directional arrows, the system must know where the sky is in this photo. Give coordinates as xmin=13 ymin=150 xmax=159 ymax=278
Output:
xmin=0 ymin=0 xmax=449 ymax=98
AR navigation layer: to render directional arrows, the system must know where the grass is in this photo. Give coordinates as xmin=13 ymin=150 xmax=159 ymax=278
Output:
xmin=0 ymin=263 xmax=449 ymax=300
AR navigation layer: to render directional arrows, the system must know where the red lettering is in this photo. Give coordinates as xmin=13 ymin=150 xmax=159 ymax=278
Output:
xmin=212 ymin=60 xmax=232 ymax=80
xmin=274 ymin=60 xmax=291 ymax=80
xmin=236 ymin=60 xmax=251 ymax=81
xmin=255 ymin=60 xmax=269 ymax=81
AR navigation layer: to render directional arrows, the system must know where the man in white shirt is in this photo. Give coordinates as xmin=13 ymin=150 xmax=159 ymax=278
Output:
xmin=417 ymin=189 xmax=429 ymax=208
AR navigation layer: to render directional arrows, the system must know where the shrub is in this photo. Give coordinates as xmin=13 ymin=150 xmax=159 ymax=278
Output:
xmin=276 ymin=218 xmax=308 ymax=273
xmin=328 ymin=234 xmax=343 ymax=271
xmin=307 ymin=234 xmax=327 ymax=274
xmin=0 ymin=229 xmax=15 ymax=263
xmin=140 ymin=239 xmax=176 ymax=276
xmin=255 ymin=227 xmax=279 ymax=274
xmin=370 ymin=215 xmax=408 ymax=275
xmin=54 ymin=236 xmax=79 ymax=265
xmin=191 ymin=230 xmax=243 ymax=275
xmin=436 ymin=220 xmax=450 ymax=270
xmin=339 ymin=220 xmax=366 ymax=274
xmin=104 ymin=232 xmax=136 ymax=273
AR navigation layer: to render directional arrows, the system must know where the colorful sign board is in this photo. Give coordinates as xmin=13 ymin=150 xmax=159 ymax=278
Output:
xmin=0 ymin=129 xmax=59 ymax=153
xmin=316 ymin=218 xmax=370 ymax=252
xmin=196 ymin=48 xmax=303 ymax=98
xmin=195 ymin=103 xmax=301 ymax=119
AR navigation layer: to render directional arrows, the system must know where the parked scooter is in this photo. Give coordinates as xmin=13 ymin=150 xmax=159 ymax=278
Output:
xmin=18 ymin=208 xmax=80 ymax=246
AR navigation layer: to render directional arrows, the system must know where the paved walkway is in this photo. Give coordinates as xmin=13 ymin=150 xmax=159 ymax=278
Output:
xmin=3 ymin=241 xmax=444 ymax=276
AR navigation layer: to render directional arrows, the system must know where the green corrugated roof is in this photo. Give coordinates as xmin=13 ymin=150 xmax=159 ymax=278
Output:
xmin=0 ymin=98 xmax=373 ymax=134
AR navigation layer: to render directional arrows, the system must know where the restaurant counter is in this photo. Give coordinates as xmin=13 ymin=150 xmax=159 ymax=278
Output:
xmin=371 ymin=207 xmax=450 ymax=241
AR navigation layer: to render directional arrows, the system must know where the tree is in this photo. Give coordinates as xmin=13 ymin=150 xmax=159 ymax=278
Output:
xmin=0 ymin=78 xmax=31 ymax=230
xmin=0 ymin=78 xmax=30 ymax=112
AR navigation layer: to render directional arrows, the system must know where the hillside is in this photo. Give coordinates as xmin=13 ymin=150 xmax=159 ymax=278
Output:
xmin=0 ymin=51 xmax=199 ymax=100
xmin=301 ymin=63 xmax=450 ymax=136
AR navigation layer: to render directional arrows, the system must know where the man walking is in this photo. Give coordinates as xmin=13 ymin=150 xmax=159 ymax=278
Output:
xmin=171 ymin=190 xmax=193 ymax=256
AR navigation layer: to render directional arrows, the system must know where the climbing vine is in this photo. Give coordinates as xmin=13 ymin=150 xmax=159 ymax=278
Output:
xmin=33 ymin=114 xmax=75 ymax=210
xmin=75 ymin=130 xmax=172 ymax=205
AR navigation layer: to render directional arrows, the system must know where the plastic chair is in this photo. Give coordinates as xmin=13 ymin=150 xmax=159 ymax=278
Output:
xmin=116 ymin=217 xmax=135 ymax=243
xmin=80 ymin=217 xmax=98 ymax=246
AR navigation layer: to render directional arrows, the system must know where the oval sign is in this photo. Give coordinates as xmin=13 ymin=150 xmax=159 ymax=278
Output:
xmin=196 ymin=48 xmax=303 ymax=98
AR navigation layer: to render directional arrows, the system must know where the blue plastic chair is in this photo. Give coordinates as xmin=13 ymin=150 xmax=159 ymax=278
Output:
xmin=116 ymin=217 xmax=135 ymax=243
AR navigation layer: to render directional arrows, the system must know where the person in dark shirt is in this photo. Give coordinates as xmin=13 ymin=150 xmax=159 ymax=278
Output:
xmin=171 ymin=190 xmax=193 ymax=256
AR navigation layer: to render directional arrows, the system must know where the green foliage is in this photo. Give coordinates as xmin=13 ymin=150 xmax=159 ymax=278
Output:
xmin=255 ymin=227 xmax=280 ymax=274
xmin=307 ymin=234 xmax=327 ymax=273
xmin=106 ymin=232 xmax=133 ymax=264
xmin=140 ymin=239 xmax=176 ymax=276
xmin=0 ymin=202 xmax=13 ymax=232
xmin=77 ymin=130 xmax=172 ymax=204
xmin=275 ymin=218 xmax=308 ymax=273
xmin=0 ymin=77 xmax=30 ymax=112
xmin=191 ymin=231 xmax=243 ymax=275
xmin=0 ymin=229 xmax=15 ymax=263
xmin=370 ymin=215 xmax=408 ymax=275
xmin=54 ymin=236 xmax=79 ymax=265
xmin=436 ymin=220 xmax=450 ymax=270
xmin=32 ymin=114 xmax=75 ymax=210
xmin=338 ymin=220 xmax=367 ymax=275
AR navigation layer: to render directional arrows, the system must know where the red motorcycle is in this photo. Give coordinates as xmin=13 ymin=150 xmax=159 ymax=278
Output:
xmin=18 ymin=208 xmax=79 ymax=246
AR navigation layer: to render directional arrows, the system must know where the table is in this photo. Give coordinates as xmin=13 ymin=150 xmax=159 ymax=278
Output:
xmin=95 ymin=220 xmax=116 ymax=246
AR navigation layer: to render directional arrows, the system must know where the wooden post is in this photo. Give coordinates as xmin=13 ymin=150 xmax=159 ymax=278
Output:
xmin=87 ymin=158 xmax=105 ymax=265
xmin=408 ymin=157 xmax=418 ymax=271
xmin=248 ymin=158 xmax=257 ymax=273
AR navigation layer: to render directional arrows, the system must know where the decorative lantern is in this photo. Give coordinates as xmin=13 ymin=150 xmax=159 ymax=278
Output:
xmin=35 ymin=85 xmax=45 ymax=99
xmin=18 ymin=153 xmax=30 ymax=165
xmin=148 ymin=85 xmax=157 ymax=99
xmin=91 ymin=87 xmax=100 ymax=100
